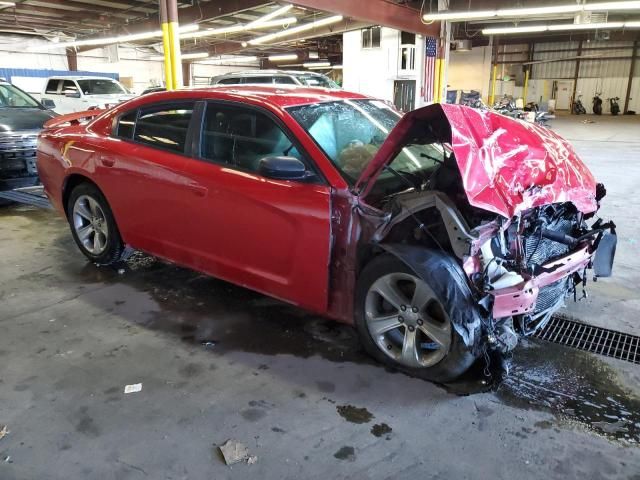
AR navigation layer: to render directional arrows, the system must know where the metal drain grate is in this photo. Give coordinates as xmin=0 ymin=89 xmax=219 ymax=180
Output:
xmin=533 ymin=316 xmax=640 ymax=364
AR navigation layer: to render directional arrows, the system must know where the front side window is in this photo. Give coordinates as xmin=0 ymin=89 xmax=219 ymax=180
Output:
xmin=243 ymin=77 xmax=274 ymax=84
xmin=134 ymin=103 xmax=194 ymax=153
xmin=287 ymin=99 xmax=446 ymax=185
xmin=77 ymin=79 xmax=126 ymax=95
xmin=216 ymin=77 xmax=241 ymax=85
xmin=201 ymin=103 xmax=303 ymax=173
xmin=0 ymin=84 xmax=41 ymax=108
xmin=274 ymin=76 xmax=297 ymax=85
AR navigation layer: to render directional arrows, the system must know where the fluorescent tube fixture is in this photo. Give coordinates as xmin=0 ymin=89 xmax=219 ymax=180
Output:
xmin=181 ymin=17 xmax=297 ymax=40
xmin=483 ymin=21 xmax=639 ymax=34
xmin=268 ymin=53 xmax=298 ymax=61
xmin=425 ymin=2 xmax=640 ymax=22
xmin=29 ymin=24 xmax=198 ymax=51
xmin=0 ymin=1 xmax=15 ymax=7
xmin=482 ymin=25 xmax=548 ymax=34
xmin=332 ymin=65 xmax=343 ymax=69
xmin=203 ymin=55 xmax=259 ymax=64
xmin=247 ymin=4 xmax=293 ymax=26
xmin=303 ymin=61 xmax=330 ymax=67
xmin=248 ymin=15 xmax=343 ymax=45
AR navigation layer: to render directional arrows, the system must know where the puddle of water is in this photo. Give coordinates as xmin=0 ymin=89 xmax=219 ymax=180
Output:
xmin=496 ymin=338 xmax=640 ymax=443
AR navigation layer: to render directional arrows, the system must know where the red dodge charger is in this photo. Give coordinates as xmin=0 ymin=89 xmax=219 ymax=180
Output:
xmin=37 ymin=85 xmax=615 ymax=381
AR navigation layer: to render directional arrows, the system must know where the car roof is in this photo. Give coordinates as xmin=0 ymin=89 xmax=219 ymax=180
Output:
xmin=144 ymin=85 xmax=369 ymax=108
xmin=47 ymin=76 xmax=118 ymax=81
xmin=215 ymin=70 xmax=328 ymax=77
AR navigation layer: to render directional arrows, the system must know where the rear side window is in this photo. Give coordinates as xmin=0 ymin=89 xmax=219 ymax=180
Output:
xmin=133 ymin=103 xmax=194 ymax=154
xmin=217 ymin=77 xmax=241 ymax=85
xmin=274 ymin=76 xmax=296 ymax=85
xmin=45 ymin=79 xmax=60 ymax=94
xmin=116 ymin=110 xmax=137 ymax=139
xmin=244 ymin=76 xmax=273 ymax=84
xmin=62 ymin=80 xmax=79 ymax=95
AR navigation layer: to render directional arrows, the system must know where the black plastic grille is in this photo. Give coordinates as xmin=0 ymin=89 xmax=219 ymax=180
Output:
xmin=534 ymin=315 xmax=640 ymax=364
xmin=524 ymin=219 xmax=572 ymax=265
xmin=534 ymin=279 xmax=568 ymax=314
xmin=0 ymin=132 xmax=38 ymax=179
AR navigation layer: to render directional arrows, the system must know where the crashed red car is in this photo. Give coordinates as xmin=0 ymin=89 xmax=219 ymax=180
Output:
xmin=37 ymin=86 xmax=616 ymax=381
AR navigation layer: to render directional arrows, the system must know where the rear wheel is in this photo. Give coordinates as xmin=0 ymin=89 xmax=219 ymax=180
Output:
xmin=355 ymin=254 xmax=477 ymax=382
xmin=67 ymin=182 xmax=124 ymax=265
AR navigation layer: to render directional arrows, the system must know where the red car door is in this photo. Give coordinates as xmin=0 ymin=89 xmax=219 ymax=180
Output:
xmin=95 ymin=102 xmax=198 ymax=260
xmin=178 ymin=102 xmax=332 ymax=313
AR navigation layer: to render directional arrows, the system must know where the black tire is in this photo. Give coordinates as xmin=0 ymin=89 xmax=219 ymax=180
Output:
xmin=355 ymin=254 xmax=478 ymax=383
xmin=66 ymin=182 xmax=125 ymax=265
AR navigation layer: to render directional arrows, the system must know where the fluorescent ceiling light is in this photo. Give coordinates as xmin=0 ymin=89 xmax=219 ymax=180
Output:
xmin=547 ymin=21 xmax=624 ymax=30
xmin=149 ymin=52 xmax=209 ymax=61
xmin=584 ymin=1 xmax=640 ymax=11
xmin=247 ymin=4 xmax=293 ymax=26
xmin=423 ymin=10 xmax=496 ymax=21
xmin=0 ymin=1 xmax=15 ymax=7
xmin=181 ymin=17 xmax=296 ymax=40
xmin=29 ymin=24 xmax=198 ymax=51
xmin=482 ymin=25 xmax=548 ymax=34
xmin=483 ymin=21 xmax=638 ymax=34
xmin=248 ymin=15 xmax=343 ymax=45
xmin=496 ymin=5 xmax=581 ymax=16
xmin=268 ymin=53 xmax=298 ymax=61
xmin=425 ymin=2 xmax=640 ymax=22
xmin=303 ymin=61 xmax=330 ymax=67
xmin=332 ymin=65 xmax=343 ymax=69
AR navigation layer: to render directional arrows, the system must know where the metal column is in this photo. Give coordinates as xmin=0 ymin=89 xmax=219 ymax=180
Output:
xmin=159 ymin=0 xmax=173 ymax=90
xmin=624 ymin=39 xmax=638 ymax=114
xmin=166 ymin=0 xmax=183 ymax=89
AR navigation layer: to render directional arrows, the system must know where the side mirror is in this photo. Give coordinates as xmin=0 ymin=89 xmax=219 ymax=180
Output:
xmin=41 ymin=98 xmax=56 ymax=109
xmin=258 ymin=156 xmax=312 ymax=181
xmin=64 ymin=91 xmax=81 ymax=98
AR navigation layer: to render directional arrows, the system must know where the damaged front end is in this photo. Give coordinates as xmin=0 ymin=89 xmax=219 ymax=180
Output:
xmin=355 ymin=103 xmax=616 ymax=364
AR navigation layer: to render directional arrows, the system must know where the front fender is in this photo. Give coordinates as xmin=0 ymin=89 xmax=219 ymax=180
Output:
xmin=378 ymin=243 xmax=483 ymax=352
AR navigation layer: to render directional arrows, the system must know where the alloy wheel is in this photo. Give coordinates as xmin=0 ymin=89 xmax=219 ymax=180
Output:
xmin=72 ymin=194 xmax=109 ymax=255
xmin=364 ymin=272 xmax=452 ymax=368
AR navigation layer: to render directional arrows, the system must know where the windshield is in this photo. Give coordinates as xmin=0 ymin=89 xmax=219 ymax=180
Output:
xmin=77 ymin=79 xmax=126 ymax=95
xmin=287 ymin=99 xmax=448 ymax=188
xmin=0 ymin=84 xmax=41 ymax=108
xmin=296 ymin=74 xmax=339 ymax=89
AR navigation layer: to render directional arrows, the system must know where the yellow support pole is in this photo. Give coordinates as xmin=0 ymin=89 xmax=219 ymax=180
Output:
xmin=159 ymin=0 xmax=172 ymax=90
xmin=523 ymin=68 xmax=530 ymax=104
xmin=433 ymin=59 xmax=441 ymax=103
xmin=489 ymin=64 xmax=497 ymax=106
xmin=438 ymin=58 xmax=446 ymax=103
xmin=166 ymin=0 xmax=183 ymax=89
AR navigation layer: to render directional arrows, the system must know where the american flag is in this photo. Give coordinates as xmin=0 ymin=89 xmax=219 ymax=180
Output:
xmin=423 ymin=36 xmax=438 ymax=103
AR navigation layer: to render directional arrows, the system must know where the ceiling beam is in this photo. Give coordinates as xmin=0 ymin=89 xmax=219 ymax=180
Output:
xmin=289 ymin=0 xmax=438 ymax=36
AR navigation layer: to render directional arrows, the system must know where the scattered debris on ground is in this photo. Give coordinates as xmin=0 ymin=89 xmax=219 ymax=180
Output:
xmin=201 ymin=341 xmax=217 ymax=348
xmin=124 ymin=383 xmax=142 ymax=394
xmin=582 ymin=119 xmax=596 ymax=124
xmin=219 ymin=439 xmax=257 ymax=466
xmin=370 ymin=423 xmax=392 ymax=438
xmin=0 ymin=425 xmax=8 ymax=441
xmin=336 ymin=405 xmax=374 ymax=424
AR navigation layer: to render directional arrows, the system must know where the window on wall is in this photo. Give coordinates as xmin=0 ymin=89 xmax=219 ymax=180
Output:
xmin=399 ymin=31 xmax=417 ymax=72
xmin=361 ymin=26 xmax=381 ymax=49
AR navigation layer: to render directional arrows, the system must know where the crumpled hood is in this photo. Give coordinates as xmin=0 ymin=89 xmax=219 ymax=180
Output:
xmin=357 ymin=103 xmax=598 ymax=218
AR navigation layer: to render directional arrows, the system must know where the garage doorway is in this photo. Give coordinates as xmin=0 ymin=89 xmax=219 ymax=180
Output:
xmin=393 ymin=80 xmax=416 ymax=113
xmin=553 ymin=80 xmax=574 ymax=110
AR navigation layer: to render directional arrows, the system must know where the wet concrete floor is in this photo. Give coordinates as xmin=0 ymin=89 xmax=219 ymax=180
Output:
xmin=1 ymin=202 xmax=639 ymax=479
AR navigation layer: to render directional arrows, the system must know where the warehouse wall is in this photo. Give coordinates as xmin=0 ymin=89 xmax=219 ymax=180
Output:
xmin=493 ymin=40 xmax=639 ymax=112
xmin=342 ymin=27 xmax=427 ymax=109
xmin=0 ymin=34 xmax=256 ymax=94
xmin=447 ymin=46 xmax=492 ymax=102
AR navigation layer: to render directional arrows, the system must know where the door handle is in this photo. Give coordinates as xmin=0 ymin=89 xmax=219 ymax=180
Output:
xmin=189 ymin=184 xmax=207 ymax=197
xmin=100 ymin=156 xmax=115 ymax=167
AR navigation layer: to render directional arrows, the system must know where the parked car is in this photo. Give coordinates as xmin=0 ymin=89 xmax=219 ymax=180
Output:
xmin=140 ymin=86 xmax=166 ymax=96
xmin=37 ymin=85 xmax=616 ymax=382
xmin=0 ymin=80 xmax=57 ymax=194
xmin=210 ymin=70 xmax=340 ymax=89
xmin=40 ymin=76 xmax=135 ymax=114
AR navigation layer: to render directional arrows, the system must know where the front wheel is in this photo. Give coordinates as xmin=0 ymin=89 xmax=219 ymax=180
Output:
xmin=355 ymin=254 xmax=478 ymax=382
xmin=67 ymin=182 xmax=125 ymax=265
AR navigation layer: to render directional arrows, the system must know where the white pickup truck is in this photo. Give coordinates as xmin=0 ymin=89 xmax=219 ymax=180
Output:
xmin=40 ymin=76 xmax=135 ymax=114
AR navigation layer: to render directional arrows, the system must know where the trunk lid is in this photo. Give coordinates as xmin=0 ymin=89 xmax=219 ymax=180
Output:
xmin=355 ymin=103 xmax=597 ymax=218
